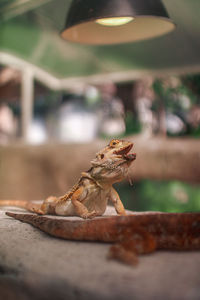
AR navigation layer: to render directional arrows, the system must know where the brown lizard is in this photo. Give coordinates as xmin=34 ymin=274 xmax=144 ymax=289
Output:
xmin=6 ymin=211 xmax=200 ymax=266
xmin=0 ymin=139 xmax=136 ymax=219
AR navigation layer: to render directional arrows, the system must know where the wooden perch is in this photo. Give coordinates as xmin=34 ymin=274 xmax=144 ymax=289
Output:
xmin=6 ymin=209 xmax=200 ymax=266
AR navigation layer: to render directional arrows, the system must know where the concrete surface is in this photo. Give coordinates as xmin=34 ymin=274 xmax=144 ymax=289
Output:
xmin=0 ymin=206 xmax=200 ymax=300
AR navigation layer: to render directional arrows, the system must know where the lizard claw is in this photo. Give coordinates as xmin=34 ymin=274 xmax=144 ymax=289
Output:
xmin=81 ymin=210 xmax=97 ymax=219
xmin=88 ymin=211 xmax=98 ymax=219
xmin=118 ymin=211 xmax=127 ymax=216
xmin=31 ymin=207 xmax=45 ymax=215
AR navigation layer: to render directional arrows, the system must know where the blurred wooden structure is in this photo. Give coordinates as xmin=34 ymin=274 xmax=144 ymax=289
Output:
xmin=0 ymin=66 xmax=50 ymax=141
xmin=0 ymin=136 xmax=199 ymax=200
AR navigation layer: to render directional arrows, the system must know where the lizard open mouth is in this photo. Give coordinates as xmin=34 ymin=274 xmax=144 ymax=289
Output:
xmin=114 ymin=143 xmax=136 ymax=161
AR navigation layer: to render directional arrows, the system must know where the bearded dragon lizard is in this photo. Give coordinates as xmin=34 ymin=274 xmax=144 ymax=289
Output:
xmin=2 ymin=139 xmax=200 ymax=266
xmin=0 ymin=139 xmax=136 ymax=219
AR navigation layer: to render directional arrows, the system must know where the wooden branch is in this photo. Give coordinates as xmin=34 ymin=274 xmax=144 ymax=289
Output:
xmin=6 ymin=208 xmax=200 ymax=265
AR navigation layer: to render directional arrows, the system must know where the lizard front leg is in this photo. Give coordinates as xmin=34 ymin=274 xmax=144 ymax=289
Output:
xmin=110 ymin=187 xmax=126 ymax=216
xmin=71 ymin=187 xmax=97 ymax=219
xmin=71 ymin=186 xmax=96 ymax=219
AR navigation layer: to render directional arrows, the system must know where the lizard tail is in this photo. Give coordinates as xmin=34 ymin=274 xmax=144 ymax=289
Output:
xmin=0 ymin=200 xmax=42 ymax=213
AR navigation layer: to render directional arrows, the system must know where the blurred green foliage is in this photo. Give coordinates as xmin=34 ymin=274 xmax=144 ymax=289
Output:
xmin=124 ymin=111 xmax=141 ymax=136
xmin=183 ymin=74 xmax=200 ymax=99
xmin=115 ymin=180 xmax=200 ymax=213
xmin=152 ymin=76 xmax=200 ymax=137
xmin=153 ymin=77 xmax=199 ymax=111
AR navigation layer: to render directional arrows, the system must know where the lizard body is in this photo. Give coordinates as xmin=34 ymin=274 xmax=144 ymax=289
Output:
xmin=6 ymin=211 xmax=200 ymax=265
xmin=0 ymin=139 xmax=136 ymax=219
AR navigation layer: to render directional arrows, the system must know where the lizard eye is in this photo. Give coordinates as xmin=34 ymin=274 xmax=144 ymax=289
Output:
xmin=100 ymin=154 xmax=104 ymax=159
xmin=110 ymin=139 xmax=119 ymax=146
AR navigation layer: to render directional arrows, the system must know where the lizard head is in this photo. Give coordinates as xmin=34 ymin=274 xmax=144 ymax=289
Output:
xmin=108 ymin=139 xmax=136 ymax=162
xmin=92 ymin=139 xmax=136 ymax=164
xmin=90 ymin=139 xmax=136 ymax=185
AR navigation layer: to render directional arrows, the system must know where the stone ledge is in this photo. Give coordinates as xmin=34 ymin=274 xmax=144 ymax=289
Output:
xmin=0 ymin=207 xmax=200 ymax=300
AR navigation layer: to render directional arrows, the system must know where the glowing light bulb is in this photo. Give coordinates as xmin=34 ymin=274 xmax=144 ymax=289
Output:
xmin=96 ymin=17 xmax=134 ymax=27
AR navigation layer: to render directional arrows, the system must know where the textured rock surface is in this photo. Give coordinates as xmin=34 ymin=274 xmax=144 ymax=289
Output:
xmin=0 ymin=206 xmax=200 ymax=300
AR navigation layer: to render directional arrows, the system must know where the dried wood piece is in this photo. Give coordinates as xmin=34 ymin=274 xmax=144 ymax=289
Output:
xmin=6 ymin=211 xmax=200 ymax=266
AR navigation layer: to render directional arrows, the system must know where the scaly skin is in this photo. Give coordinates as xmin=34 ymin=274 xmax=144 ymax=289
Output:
xmin=0 ymin=139 xmax=136 ymax=219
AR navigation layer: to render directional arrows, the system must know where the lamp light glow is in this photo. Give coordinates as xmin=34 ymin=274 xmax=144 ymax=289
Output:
xmin=96 ymin=17 xmax=134 ymax=27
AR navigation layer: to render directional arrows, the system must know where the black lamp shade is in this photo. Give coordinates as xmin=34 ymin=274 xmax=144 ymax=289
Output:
xmin=61 ymin=0 xmax=175 ymax=45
